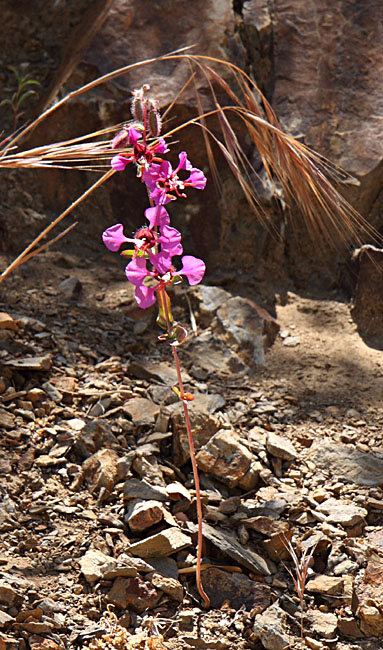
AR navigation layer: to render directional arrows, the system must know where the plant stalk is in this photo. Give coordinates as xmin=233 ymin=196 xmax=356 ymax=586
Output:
xmin=158 ymin=286 xmax=210 ymax=609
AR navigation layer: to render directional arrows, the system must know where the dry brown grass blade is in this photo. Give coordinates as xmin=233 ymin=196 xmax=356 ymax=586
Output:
xmin=188 ymin=61 xmax=222 ymax=198
xmin=1 ymin=47 xmax=195 ymax=156
xmin=0 ymin=51 xmax=379 ymax=264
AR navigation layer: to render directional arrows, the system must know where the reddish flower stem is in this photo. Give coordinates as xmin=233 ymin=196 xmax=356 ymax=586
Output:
xmin=158 ymin=286 xmax=210 ymax=609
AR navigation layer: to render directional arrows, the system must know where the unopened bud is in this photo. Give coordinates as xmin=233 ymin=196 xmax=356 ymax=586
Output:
xmin=131 ymin=95 xmax=145 ymax=122
xmin=112 ymin=128 xmax=130 ymax=150
xmin=148 ymin=106 xmax=162 ymax=137
xmin=131 ymin=84 xmax=151 ymax=122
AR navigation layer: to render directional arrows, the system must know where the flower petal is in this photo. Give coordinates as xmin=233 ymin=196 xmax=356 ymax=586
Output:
xmin=149 ymin=252 xmax=172 ymax=275
xmin=179 ymin=255 xmax=206 ymax=285
xmin=127 ymin=126 xmax=142 ymax=144
xmin=159 ymin=225 xmax=183 ymax=256
xmin=176 ymin=151 xmax=193 ymax=172
xmin=153 ymin=138 xmax=170 ymax=154
xmin=144 ymin=206 xmax=170 ymax=228
xmin=187 ymin=167 xmax=207 ymax=190
xmin=125 ymin=257 xmax=150 ymax=286
xmin=102 ymin=223 xmax=130 ymax=252
xmin=134 ymin=284 xmax=157 ymax=309
xmin=111 ymin=154 xmax=129 ymax=171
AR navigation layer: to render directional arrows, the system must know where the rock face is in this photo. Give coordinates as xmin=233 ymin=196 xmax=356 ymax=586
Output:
xmin=238 ymin=0 xmax=383 ymax=287
xmin=2 ymin=0 xmax=383 ymax=291
xmin=310 ymin=439 xmax=383 ymax=487
xmin=351 ymin=246 xmax=383 ymax=349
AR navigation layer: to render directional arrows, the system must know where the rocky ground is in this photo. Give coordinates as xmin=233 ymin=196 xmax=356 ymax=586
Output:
xmin=1 ymin=248 xmax=383 ymax=650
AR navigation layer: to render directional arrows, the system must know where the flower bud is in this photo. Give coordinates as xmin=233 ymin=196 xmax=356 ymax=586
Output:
xmin=131 ymin=84 xmax=151 ymax=122
xmin=148 ymin=106 xmax=162 ymax=137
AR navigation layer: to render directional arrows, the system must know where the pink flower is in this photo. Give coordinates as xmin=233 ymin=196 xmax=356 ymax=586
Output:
xmin=125 ymin=252 xmax=206 ymax=308
xmin=142 ymin=152 xmax=207 ymax=204
xmin=110 ymin=126 xmax=169 ymax=172
xmin=103 ymin=219 xmax=182 ymax=258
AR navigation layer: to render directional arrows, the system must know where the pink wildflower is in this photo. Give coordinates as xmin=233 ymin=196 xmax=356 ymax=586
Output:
xmin=111 ymin=125 xmax=169 ymax=173
xmin=125 ymin=252 xmax=206 ymax=309
xmin=142 ymin=152 xmax=207 ymax=205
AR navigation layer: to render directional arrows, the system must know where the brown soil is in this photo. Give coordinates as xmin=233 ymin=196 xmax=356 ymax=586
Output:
xmin=1 ymin=249 xmax=383 ymax=650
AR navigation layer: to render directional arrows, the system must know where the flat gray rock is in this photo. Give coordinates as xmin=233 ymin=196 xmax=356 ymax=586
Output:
xmin=202 ymin=523 xmax=270 ymax=576
xmin=266 ymin=432 xmax=297 ymax=461
xmin=311 ymin=439 xmax=383 ymax=487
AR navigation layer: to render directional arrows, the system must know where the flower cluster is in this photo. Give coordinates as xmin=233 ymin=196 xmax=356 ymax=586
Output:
xmin=103 ymin=85 xmax=207 ymax=310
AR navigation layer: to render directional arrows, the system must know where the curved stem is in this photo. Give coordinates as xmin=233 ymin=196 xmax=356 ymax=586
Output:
xmin=158 ymin=286 xmax=210 ymax=609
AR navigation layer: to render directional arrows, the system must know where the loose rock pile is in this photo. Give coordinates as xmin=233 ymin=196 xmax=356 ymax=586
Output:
xmin=1 ymin=252 xmax=383 ymax=650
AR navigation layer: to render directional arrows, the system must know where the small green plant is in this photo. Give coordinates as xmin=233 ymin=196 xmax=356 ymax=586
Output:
xmin=0 ymin=66 xmax=41 ymax=130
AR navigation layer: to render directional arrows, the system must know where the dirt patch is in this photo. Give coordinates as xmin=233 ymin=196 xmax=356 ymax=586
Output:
xmin=1 ymin=250 xmax=383 ymax=650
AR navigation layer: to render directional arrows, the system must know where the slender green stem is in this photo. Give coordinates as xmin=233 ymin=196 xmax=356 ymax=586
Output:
xmin=158 ymin=286 xmax=210 ymax=609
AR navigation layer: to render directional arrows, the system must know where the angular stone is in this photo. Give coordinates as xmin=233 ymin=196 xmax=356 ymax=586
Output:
xmin=28 ymin=636 xmax=63 ymax=650
xmin=310 ymin=439 xmax=383 ymax=487
xmin=108 ymin=576 xmax=159 ymax=613
xmin=306 ymin=575 xmax=344 ymax=596
xmin=166 ymin=482 xmax=192 ymax=502
xmin=202 ymin=567 xmax=270 ymax=611
xmin=0 ymin=411 xmax=15 ymax=431
xmin=253 ymin=602 xmax=294 ymax=649
xmin=128 ymin=360 xmax=189 ymax=385
xmin=186 ymin=331 xmax=247 ymax=378
xmin=123 ymin=478 xmax=168 ymax=502
xmin=261 ymin=529 xmax=293 ymax=562
xmin=351 ymin=246 xmax=383 ymax=348
xmin=58 ymin=276 xmax=82 ymax=298
xmin=147 ymin=557 xmax=179 ymax=580
xmin=75 ymin=420 xmax=116 ymax=457
xmin=337 ymin=615 xmax=363 ymax=638
xmin=41 ymin=382 xmax=62 ymax=403
xmin=196 ymin=429 xmax=253 ymax=485
xmin=150 ymin=572 xmax=183 ymax=602
xmin=128 ymin=527 xmax=192 ymax=558
xmin=0 ymin=581 xmax=19 ymax=606
xmin=238 ymin=460 xmax=263 ymax=491
xmin=15 ymin=609 xmax=43 ymax=623
xmin=123 ymin=397 xmax=159 ymax=426
xmin=213 ymin=296 xmax=279 ymax=366
xmin=79 ymin=549 xmax=138 ymax=584
xmin=16 ymin=621 xmax=55 ymax=634
xmin=307 ymin=610 xmax=338 ymax=639
xmin=4 ymin=356 xmax=52 ymax=371
xmin=266 ymin=432 xmax=297 ymax=461
xmin=356 ymin=552 xmax=383 ymax=635
xmin=82 ymin=448 xmax=120 ymax=493
xmin=0 ymin=611 xmax=14 ymax=628
xmin=170 ymin=401 xmax=221 ymax=466
xmin=126 ymin=499 xmax=164 ymax=532
xmin=191 ymin=285 xmax=231 ymax=326
xmin=315 ymin=498 xmax=367 ymax=527
xmin=245 ymin=516 xmax=290 ymax=537
xmin=0 ymin=313 xmax=18 ymax=332
xmin=202 ymin=523 xmax=270 ymax=576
